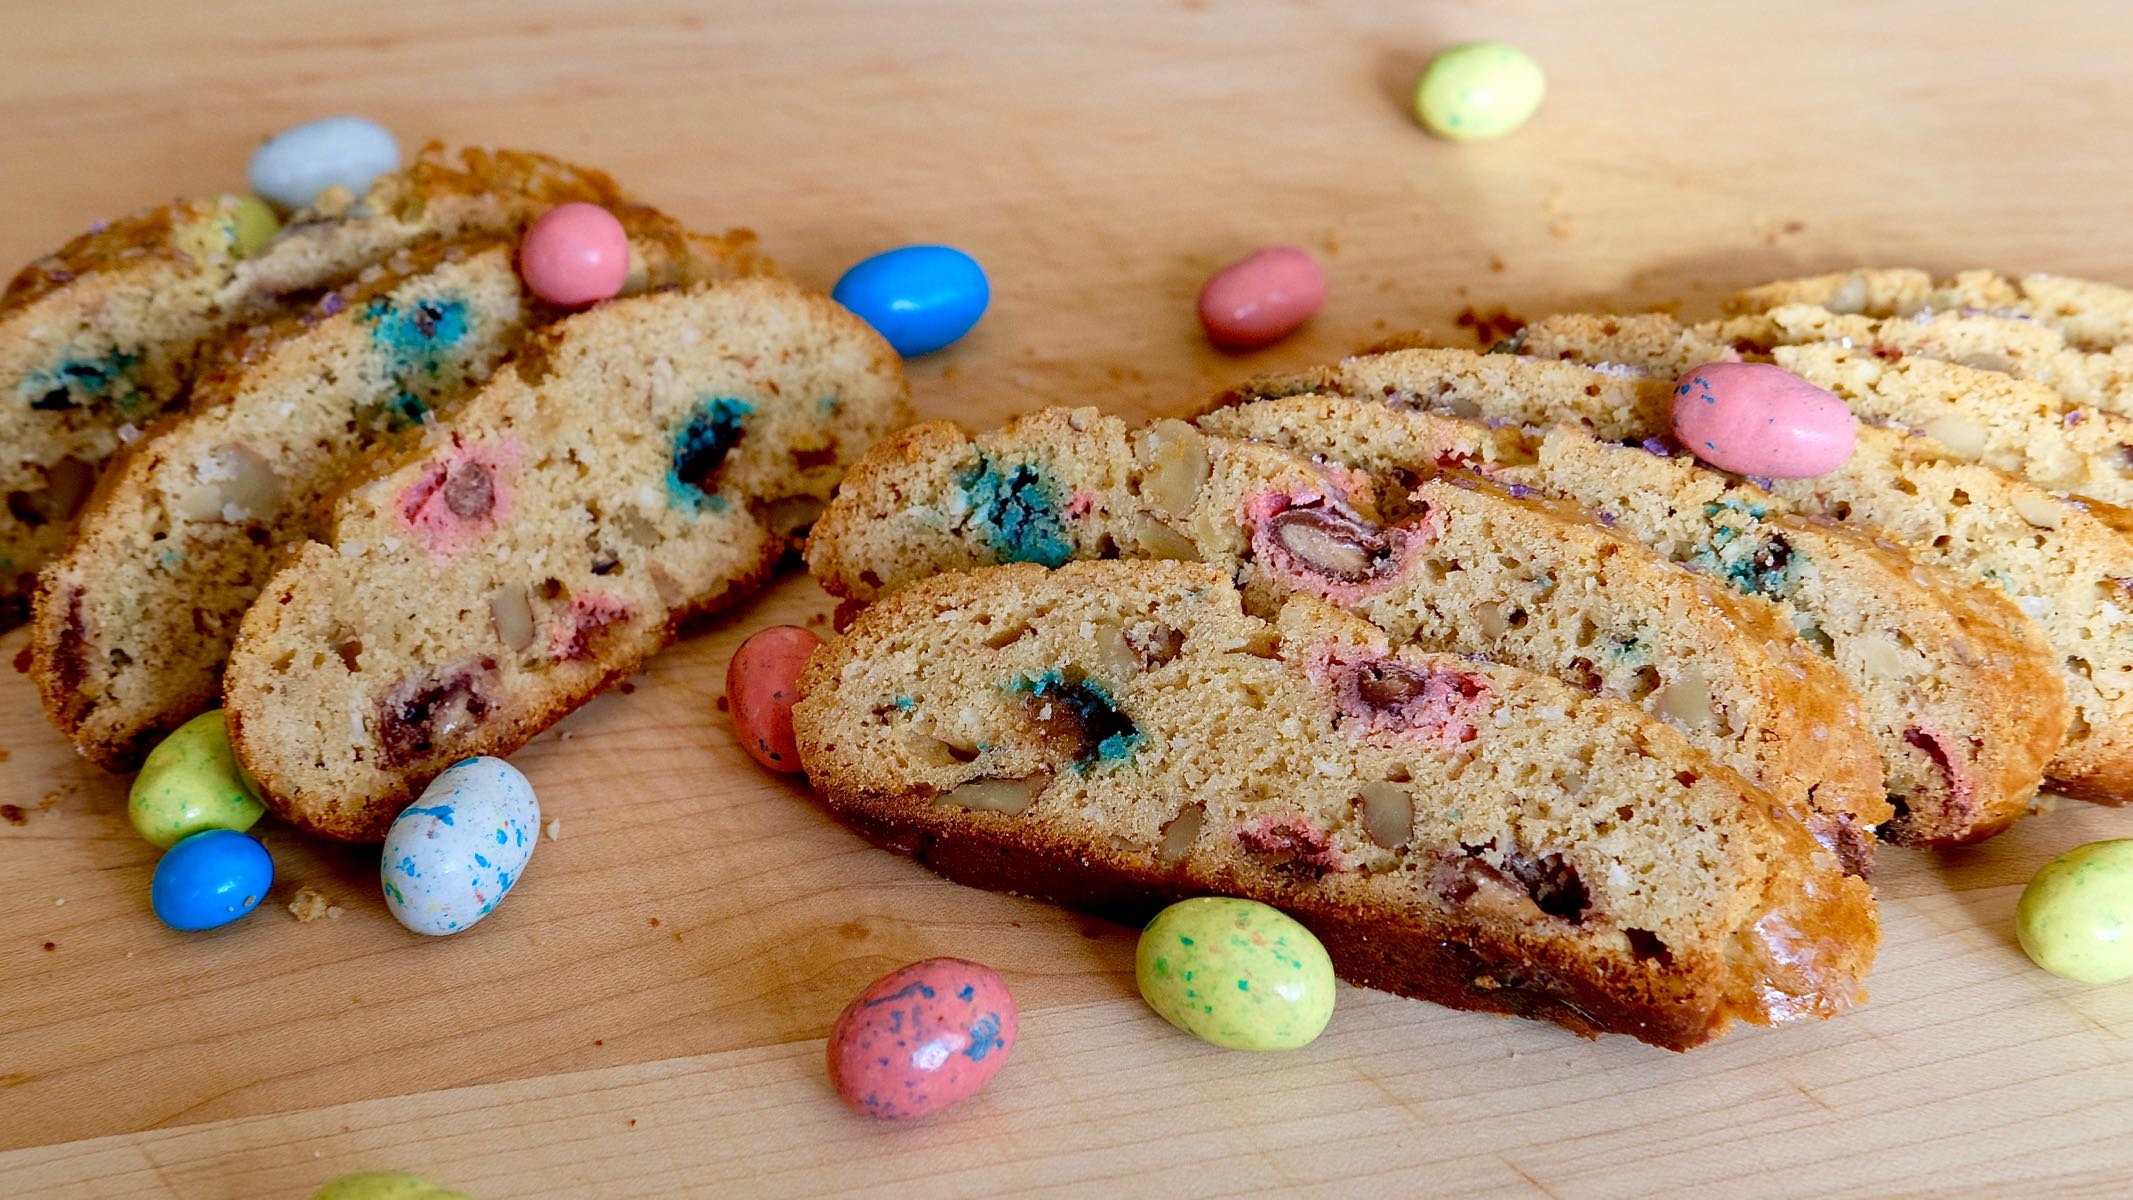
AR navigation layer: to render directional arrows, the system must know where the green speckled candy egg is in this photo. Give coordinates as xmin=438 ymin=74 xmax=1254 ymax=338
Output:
xmin=129 ymin=710 xmax=266 ymax=849
xmin=229 ymin=195 xmax=281 ymax=258
xmin=1413 ymin=41 xmax=1547 ymax=142
xmin=2018 ymin=839 xmax=2133 ymax=983
xmin=312 ymin=1172 xmax=470 ymax=1200
xmin=1135 ymin=897 xmax=1336 ymax=1050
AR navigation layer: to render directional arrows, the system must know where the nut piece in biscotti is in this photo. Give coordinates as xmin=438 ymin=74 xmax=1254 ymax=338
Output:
xmin=792 ymin=559 xmax=1879 ymax=1051
xmin=1248 ymin=342 xmax=2133 ymax=803
xmin=222 ymin=278 xmax=909 ymax=841
xmin=1202 ymin=392 xmax=2069 ymax=846
xmin=805 ymin=407 xmax=1889 ymax=872
xmin=31 ymin=219 xmax=771 ymax=772
xmin=1726 ymin=267 xmax=2133 ymax=355
xmin=0 ymin=143 xmax=763 ymax=627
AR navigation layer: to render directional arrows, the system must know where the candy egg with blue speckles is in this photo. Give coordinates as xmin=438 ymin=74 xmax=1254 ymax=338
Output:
xmin=827 ymin=957 xmax=1018 ymax=1120
xmin=380 ymin=756 xmax=538 ymax=936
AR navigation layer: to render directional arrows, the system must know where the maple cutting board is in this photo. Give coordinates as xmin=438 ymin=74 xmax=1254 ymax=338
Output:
xmin=7 ymin=1 xmax=2133 ymax=1196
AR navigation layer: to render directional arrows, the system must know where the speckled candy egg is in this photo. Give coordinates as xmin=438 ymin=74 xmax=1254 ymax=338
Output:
xmin=832 ymin=245 xmax=989 ymax=357
xmin=312 ymin=1172 xmax=470 ymax=1200
xmin=1414 ymin=42 xmax=1547 ymax=141
xmin=1672 ymin=361 xmax=1858 ymax=478
xmin=727 ymin=625 xmax=825 ymax=772
xmin=248 ymin=116 xmax=400 ymax=211
xmin=1136 ymin=897 xmax=1336 ymax=1050
xmin=151 ymin=829 xmax=273 ymax=931
xmin=381 ymin=757 xmax=538 ymax=937
xmin=2019 ymin=839 xmax=2133 ymax=983
xmin=129 ymin=710 xmax=267 ymax=849
xmin=827 ymin=957 xmax=1018 ymax=1120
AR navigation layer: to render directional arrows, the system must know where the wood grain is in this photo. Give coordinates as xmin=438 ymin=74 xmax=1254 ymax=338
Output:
xmin=5 ymin=0 xmax=2133 ymax=1195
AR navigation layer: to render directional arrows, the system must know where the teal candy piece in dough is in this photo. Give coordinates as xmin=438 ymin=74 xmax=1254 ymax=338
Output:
xmin=1135 ymin=896 xmax=1336 ymax=1050
xmin=2018 ymin=839 xmax=2133 ymax=984
xmin=312 ymin=1171 xmax=471 ymax=1200
xmin=128 ymin=710 xmax=266 ymax=849
xmin=1413 ymin=41 xmax=1547 ymax=142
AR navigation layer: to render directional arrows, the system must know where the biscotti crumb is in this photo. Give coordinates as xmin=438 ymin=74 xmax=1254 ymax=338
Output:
xmin=545 ymin=818 xmax=561 ymax=842
xmin=287 ymin=885 xmax=334 ymax=922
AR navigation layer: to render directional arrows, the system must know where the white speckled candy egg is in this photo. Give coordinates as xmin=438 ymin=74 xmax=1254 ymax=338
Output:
xmin=381 ymin=756 xmax=538 ymax=936
xmin=248 ymin=116 xmax=400 ymax=211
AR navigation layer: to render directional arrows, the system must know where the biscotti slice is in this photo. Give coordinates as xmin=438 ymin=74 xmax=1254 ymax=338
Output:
xmin=1201 ymin=393 xmax=2068 ymax=845
xmin=32 ymin=221 xmax=768 ymax=771
xmin=223 ymin=278 xmax=910 ymax=840
xmin=1252 ymin=343 xmax=2133 ymax=801
xmin=808 ymin=409 xmax=1890 ymax=870
xmin=793 ymin=560 xmax=1878 ymax=1050
xmin=1727 ymin=268 xmax=2133 ymax=353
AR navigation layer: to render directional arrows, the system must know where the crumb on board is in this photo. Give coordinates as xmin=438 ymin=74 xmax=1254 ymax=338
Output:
xmin=619 ymin=681 xmax=637 ymax=695
xmin=1455 ymin=306 xmax=1527 ymax=347
xmin=545 ymin=818 xmax=561 ymax=842
xmin=1 ymin=805 xmax=25 ymax=826
xmin=1488 ymin=255 xmax=1507 ymax=274
xmin=12 ymin=646 xmax=31 ymax=674
xmin=44 ymin=941 xmax=56 ymax=951
xmin=715 ymin=695 xmax=730 ymax=711
xmin=288 ymin=885 xmax=334 ymax=923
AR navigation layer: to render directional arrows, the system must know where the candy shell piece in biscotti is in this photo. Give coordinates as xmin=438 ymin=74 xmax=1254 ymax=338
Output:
xmin=1200 ymin=391 xmax=2069 ymax=846
xmin=0 ymin=143 xmax=739 ymax=627
xmin=1241 ymin=342 xmax=2133 ymax=804
xmin=223 ymin=278 xmax=909 ymax=841
xmin=792 ymin=559 xmax=1879 ymax=1051
xmin=805 ymin=408 xmax=1891 ymax=873
xmin=1725 ymin=267 xmax=2133 ymax=354
xmin=31 ymin=220 xmax=770 ymax=772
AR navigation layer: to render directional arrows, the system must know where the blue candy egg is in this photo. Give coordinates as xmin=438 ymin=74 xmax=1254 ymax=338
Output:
xmin=151 ymin=830 xmax=273 ymax=931
xmin=248 ymin=116 xmax=400 ymax=212
xmin=832 ymin=245 xmax=989 ymax=357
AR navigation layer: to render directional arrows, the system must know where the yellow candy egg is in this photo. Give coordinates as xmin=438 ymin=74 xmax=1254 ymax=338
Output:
xmin=1135 ymin=896 xmax=1336 ymax=1050
xmin=2018 ymin=839 xmax=2133 ymax=984
xmin=129 ymin=710 xmax=266 ymax=849
xmin=1414 ymin=41 xmax=1547 ymax=142
xmin=228 ymin=195 xmax=282 ymax=259
xmin=312 ymin=1171 xmax=470 ymax=1200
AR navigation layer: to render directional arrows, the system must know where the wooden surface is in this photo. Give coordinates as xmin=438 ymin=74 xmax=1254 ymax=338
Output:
xmin=7 ymin=1 xmax=2133 ymax=1195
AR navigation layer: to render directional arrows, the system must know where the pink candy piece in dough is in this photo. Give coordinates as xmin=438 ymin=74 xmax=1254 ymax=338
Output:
xmin=727 ymin=625 xmax=824 ymax=772
xmin=518 ymin=203 xmax=631 ymax=306
xmin=1671 ymin=361 xmax=1858 ymax=478
xmin=827 ymin=958 xmax=1019 ymax=1120
xmin=1197 ymin=246 xmax=1328 ymax=350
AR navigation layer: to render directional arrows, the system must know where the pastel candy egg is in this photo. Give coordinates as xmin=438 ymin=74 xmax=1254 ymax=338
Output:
xmin=832 ymin=245 xmax=989 ymax=357
xmin=151 ymin=830 xmax=273 ymax=931
xmin=248 ymin=116 xmax=400 ymax=211
xmin=827 ymin=957 xmax=1018 ymax=1120
xmin=1198 ymin=246 xmax=1328 ymax=350
xmin=312 ymin=1172 xmax=471 ymax=1200
xmin=2018 ymin=839 xmax=2133 ymax=983
xmin=381 ymin=757 xmax=539 ymax=937
xmin=228 ymin=196 xmax=282 ymax=260
xmin=518 ymin=203 xmax=632 ymax=307
xmin=1671 ymin=361 xmax=1858 ymax=478
xmin=1135 ymin=896 xmax=1336 ymax=1050
xmin=129 ymin=710 xmax=267 ymax=849
xmin=727 ymin=625 xmax=824 ymax=773
xmin=1414 ymin=42 xmax=1547 ymax=141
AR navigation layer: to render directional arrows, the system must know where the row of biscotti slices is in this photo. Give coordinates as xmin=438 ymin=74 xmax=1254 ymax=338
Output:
xmin=805 ymin=406 xmax=1893 ymax=873
xmin=1241 ymin=342 xmax=2133 ymax=804
xmin=0 ymin=143 xmax=769 ymax=624
xmin=29 ymin=209 xmax=767 ymax=772
xmin=1726 ymin=266 xmax=2133 ymax=353
xmin=792 ymin=558 xmax=1879 ymax=1051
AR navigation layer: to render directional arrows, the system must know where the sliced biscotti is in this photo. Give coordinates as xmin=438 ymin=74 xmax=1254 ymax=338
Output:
xmin=32 ymin=222 xmax=768 ymax=771
xmin=223 ymin=279 xmax=909 ymax=841
xmin=794 ymin=560 xmax=1877 ymax=1050
xmin=1203 ymin=393 xmax=2068 ymax=845
xmin=808 ymin=408 xmax=1890 ymax=870
xmin=1261 ymin=343 xmax=2133 ymax=801
xmin=1727 ymin=267 xmax=2133 ymax=353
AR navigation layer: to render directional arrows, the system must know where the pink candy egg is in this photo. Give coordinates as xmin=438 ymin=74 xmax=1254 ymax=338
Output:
xmin=1671 ymin=362 xmax=1858 ymax=478
xmin=1198 ymin=246 xmax=1328 ymax=350
xmin=726 ymin=625 xmax=824 ymax=773
xmin=518 ymin=203 xmax=631 ymax=306
xmin=827 ymin=958 xmax=1018 ymax=1120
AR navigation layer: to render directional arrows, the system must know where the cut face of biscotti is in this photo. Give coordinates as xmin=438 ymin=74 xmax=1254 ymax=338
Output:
xmin=0 ymin=144 xmax=728 ymax=627
xmin=32 ymin=222 xmax=769 ymax=771
xmin=1259 ymin=343 xmax=2133 ymax=802
xmin=1704 ymin=303 xmax=2133 ymax=422
xmin=807 ymin=408 xmax=1890 ymax=870
xmin=1726 ymin=268 xmax=2133 ymax=353
xmin=223 ymin=278 xmax=909 ymax=840
xmin=793 ymin=560 xmax=1878 ymax=1050
xmin=1202 ymin=393 xmax=2069 ymax=845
